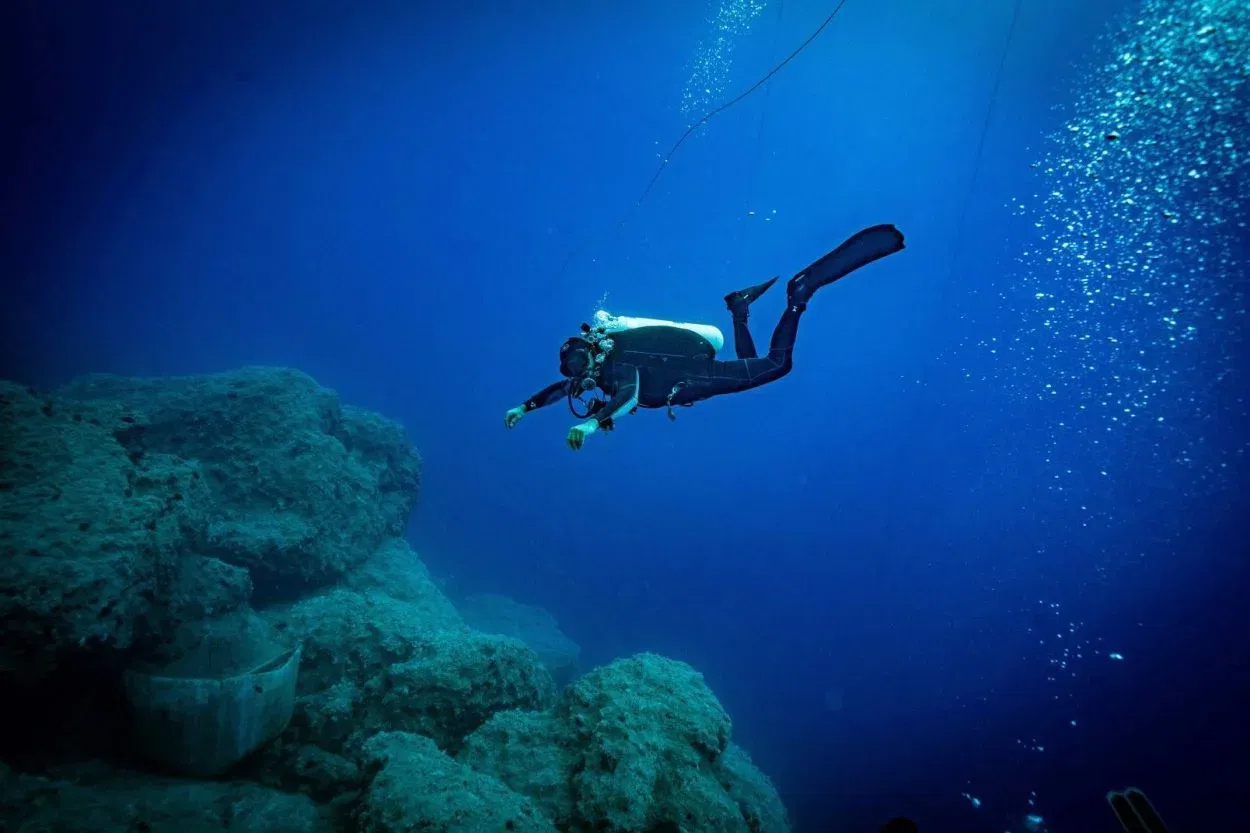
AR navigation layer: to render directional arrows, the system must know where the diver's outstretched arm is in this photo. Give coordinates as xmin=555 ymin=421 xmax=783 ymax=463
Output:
xmin=504 ymin=380 xmax=570 ymax=429
xmin=524 ymin=380 xmax=572 ymax=412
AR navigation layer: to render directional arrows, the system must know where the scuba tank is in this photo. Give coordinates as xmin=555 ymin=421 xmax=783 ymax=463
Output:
xmin=591 ymin=309 xmax=725 ymax=355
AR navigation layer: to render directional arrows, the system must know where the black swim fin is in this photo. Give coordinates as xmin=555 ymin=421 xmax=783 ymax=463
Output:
xmin=724 ymin=276 xmax=778 ymax=314
xmin=1107 ymin=788 xmax=1169 ymax=833
xmin=788 ymin=223 xmax=906 ymax=306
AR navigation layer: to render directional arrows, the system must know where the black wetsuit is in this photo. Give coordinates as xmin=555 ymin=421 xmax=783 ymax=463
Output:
xmin=521 ymin=223 xmax=906 ymax=429
xmin=521 ymin=297 xmax=802 ymax=427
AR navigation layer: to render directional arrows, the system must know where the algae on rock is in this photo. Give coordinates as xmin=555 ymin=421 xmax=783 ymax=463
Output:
xmin=58 ymin=366 xmax=421 ymax=586
xmin=357 ymin=732 xmax=558 ymax=833
xmin=0 ymin=381 xmax=228 ymax=686
xmin=459 ymin=653 xmax=793 ymax=833
xmin=458 ymin=593 xmax=582 ymax=687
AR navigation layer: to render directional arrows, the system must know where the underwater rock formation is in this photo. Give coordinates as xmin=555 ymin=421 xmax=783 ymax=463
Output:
xmin=357 ymin=732 xmax=558 ymax=833
xmin=458 ymin=592 xmax=582 ymax=686
xmin=253 ymin=548 xmax=555 ymax=786
xmin=0 ymin=762 xmax=331 ymax=832
xmin=0 ymin=381 xmax=237 ymax=690
xmin=343 ymin=536 xmax=460 ymax=610
xmin=363 ymin=630 xmax=555 ymax=752
xmin=1 ymin=365 xmax=792 ymax=832
xmin=57 ymin=366 xmax=421 ymax=587
xmin=459 ymin=653 xmax=791 ymax=833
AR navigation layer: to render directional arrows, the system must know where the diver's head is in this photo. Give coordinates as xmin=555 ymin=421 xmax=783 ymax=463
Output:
xmin=559 ymin=336 xmax=593 ymax=379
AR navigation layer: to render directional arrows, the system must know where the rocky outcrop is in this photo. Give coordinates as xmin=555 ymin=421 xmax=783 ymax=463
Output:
xmin=0 ymin=366 xmax=421 ymax=774
xmin=344 ymin=537 xmax=459 ymax=613
xmin=459 ymin=653 xmax=792 ymax=833
xmin=0 ymin=762 xmax=331 ymax=833
xmin=57 ymin=366 xmax=421 ymax=587
xmin=0 ymin=366 xmax=421 ymax=693
xmin=458 ymin=593 xmax=581 ymax=686
xmin=257 ymin=555 xmax=553 ymax=757
xmin=356 ymin=732 xmax=558 ymax=833
xmin=0 ymin=381 xmax=233 ymax=687
xmin=1 ymin=365 xmax=792 ymax=833
xmin=245 ymin=540 xmax=555 ymax=799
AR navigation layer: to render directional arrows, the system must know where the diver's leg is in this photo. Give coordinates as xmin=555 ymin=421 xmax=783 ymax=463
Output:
xmin=749 ymin=304 xmax=801 ymax=382
xmin=714 ymin=294 xmax=806 ymax=388
xmin=685 ymin=229 xmax=905 ymax=404
xmin=788 ymin=224 xmax=905 ymax=308
xmin=702 ymin=304 xmax=801 ymax=394
xmin=729 ymin=310 xmax=758 ymax=360
xmin=723 ymin=276 xmax=778 ymax=359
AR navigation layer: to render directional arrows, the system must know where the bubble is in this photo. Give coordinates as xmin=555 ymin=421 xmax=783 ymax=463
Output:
xmin=680 ymin=0 xmax=770 ymax=118
xmin=592 ymin=290 xmax=612 ymax=320
xmin=962 ymin=0 xmax=1250 ymax=525
xmin=950 ymin=3 xmax=1244 ymax=824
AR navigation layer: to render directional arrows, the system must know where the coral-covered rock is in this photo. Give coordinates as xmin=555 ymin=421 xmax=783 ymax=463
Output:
xmin=262 ymin=540 xmax=464 ymax=700
xmin=365 ymin=629 xmax=555 ymax=753
xmin=563 ymin=652 xmax=732 ymax=763
xmin=458 ymin=593 xmax=581 ymax=686
xmin=58 ymin=366 xmax=421 ymax=585
xmin=459 ymin=653 xmax=791 ymax=833
xmin=717 ymin=743 xmax=793 ymax=833
xmin=262 ymin=587 xmax=449 ymax=700
xmin=283 ymin=744 xmax=364 ymax=804
xmin=0 ymin=381 xmax=218 ymax=684
xmin=0 ymin=762 xmax=330 ymax=833
xmin=165 ymin=555 xmax=253 ymax=625
xmin=456 ymin=710 xmax=577 ymax=824
xmin=1 ymin=366 xmax=423 ymax=769
xmin=264 ymin=583 xmax=551 ymax=753
xmin=345 ymin=538 xmax=461 ymax=617
xmin=357 ymin=732 xmax=557 ymax=833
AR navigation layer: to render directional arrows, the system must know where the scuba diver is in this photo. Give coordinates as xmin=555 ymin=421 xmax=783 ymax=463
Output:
xmin=504 ymin=223 xmax=906 ymax=450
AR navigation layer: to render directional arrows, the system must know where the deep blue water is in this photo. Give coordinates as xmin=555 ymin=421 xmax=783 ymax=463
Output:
xmin=3 ymin=1 xmax=1247 ymax=831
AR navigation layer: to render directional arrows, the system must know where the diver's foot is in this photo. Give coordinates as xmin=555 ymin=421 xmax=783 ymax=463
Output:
xmin=724 ymin=276 xmax=778 ymax=313
xmin=787 ymin=224 xmax=905 ymax=307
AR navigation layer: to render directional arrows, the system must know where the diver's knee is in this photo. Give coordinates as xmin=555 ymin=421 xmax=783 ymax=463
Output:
xmin=763 ymin=351 xmax=793 ymax=382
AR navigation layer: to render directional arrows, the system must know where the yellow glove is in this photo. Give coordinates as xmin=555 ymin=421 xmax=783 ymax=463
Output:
xmin=504 ymin=405 xmax=527 ymax=429
xmin=566 ymin=419 xmax=598 ymax=451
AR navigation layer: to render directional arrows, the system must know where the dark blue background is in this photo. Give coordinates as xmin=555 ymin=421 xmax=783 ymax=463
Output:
xmin=3 ymin=1 xmax=1246 ymax=831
